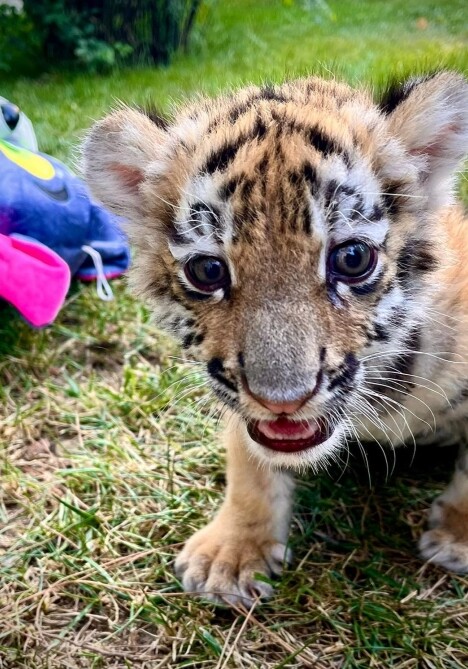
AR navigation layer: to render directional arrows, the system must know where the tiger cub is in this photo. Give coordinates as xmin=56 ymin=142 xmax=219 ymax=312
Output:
xmin=84 ymin=72 xmax=468 ymax=605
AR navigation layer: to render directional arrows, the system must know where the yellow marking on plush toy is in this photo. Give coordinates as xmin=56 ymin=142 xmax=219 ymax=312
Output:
xmin=0 ymin=139 xmax=55 ymax=180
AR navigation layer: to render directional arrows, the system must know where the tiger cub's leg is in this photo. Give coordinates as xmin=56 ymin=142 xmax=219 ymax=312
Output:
xmin=419 ymin=444 xmax=468 ymax=572
xmin=175 ymin=419 xmax=295 ymax=606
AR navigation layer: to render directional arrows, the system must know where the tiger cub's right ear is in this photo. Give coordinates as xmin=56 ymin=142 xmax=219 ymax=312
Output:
xmin=82 ymin=107 xmax=169 ymax=219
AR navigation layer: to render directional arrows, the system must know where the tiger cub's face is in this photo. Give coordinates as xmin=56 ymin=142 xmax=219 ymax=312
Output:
xmin=84 ymin=73 xmax=468 ymax=469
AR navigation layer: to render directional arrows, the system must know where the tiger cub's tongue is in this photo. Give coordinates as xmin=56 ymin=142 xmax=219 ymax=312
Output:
xmin=248 ymin=416 xmax=330 ymax=453
xmin=256 ymin=417 xmax=319 ymax=441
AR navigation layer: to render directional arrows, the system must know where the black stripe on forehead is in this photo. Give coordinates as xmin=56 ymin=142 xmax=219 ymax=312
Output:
xmin=239 ymin=177 xmax=255 ymax=203
xmin=296 ymin=198 xmax=311 ymax=235
xmin=219 ymin=174 xmax=243 ymax=200
xmin=287 ymin=162 xmax=319 ymax=234
xmin=270 ymin=110 xmax=351 ymax=164
xmin=213 ymin=87 xmax=288 ymax=128
xmin=219 ymin=151 xmax=271 ymax=201
xmin=258 ymin=154 xmax=269 ymax=198
xmin=304 ymin=162 xmax=317 ymax=186
xmin=258 ymin=84 xmax=288 ymax=102
xmin=203 ymin=140 xmax=242 ymax=174
xmin=225 ymin=86 xmax=287 ymax=125
xmin=202 ymin=115 xmax=267 ymax=174
xmin=287 ymin=161 xmax=318 ymax=190
xmin=231 ymin=177 xmax=259 ymax=237
xmin=309 ymin=127 xmax=344 ymax=159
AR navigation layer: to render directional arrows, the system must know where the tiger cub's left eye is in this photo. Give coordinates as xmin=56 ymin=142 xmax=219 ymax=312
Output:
xmin=184 ymin=255 xmax=230 ymax=293
xmin=328 ymin=241 xmax=377 ymax=283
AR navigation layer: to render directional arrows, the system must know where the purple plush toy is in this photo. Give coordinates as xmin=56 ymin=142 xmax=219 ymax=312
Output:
xmin=0 ymin=101 xmax=130 ymax=328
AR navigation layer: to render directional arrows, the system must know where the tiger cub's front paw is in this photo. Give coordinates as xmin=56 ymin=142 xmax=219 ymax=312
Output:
xmin=419 ymin=496 xmax=468 ymax=573
xmin=175 ymin=519 xmax=291 ymax=606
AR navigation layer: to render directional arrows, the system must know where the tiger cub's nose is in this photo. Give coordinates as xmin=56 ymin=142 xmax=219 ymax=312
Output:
xmin=252 ymin=395 xmax=308 ymax=414
xmin=244 ymin=373 xmax=322 ymax=414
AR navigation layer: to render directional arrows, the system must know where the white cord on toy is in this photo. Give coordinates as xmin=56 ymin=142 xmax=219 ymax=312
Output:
xmin=81 ymin=245 xmax=114 ymax=301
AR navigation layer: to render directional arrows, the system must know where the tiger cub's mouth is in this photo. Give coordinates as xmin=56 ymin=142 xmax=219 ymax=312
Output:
xmin=247 ymin=416 xmax=332 ymax=453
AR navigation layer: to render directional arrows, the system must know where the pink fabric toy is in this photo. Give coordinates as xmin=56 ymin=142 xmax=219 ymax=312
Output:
xmin=0 ymin=234 xmax=70 ymax=328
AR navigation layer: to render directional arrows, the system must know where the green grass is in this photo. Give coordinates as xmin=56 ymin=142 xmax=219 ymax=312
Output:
xmin=1 ymin=1 xmax=468 ymax=667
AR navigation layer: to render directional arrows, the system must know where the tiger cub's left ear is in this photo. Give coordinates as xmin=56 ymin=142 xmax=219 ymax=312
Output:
xmin=380 ymin=71 xmax=468 ymax=208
